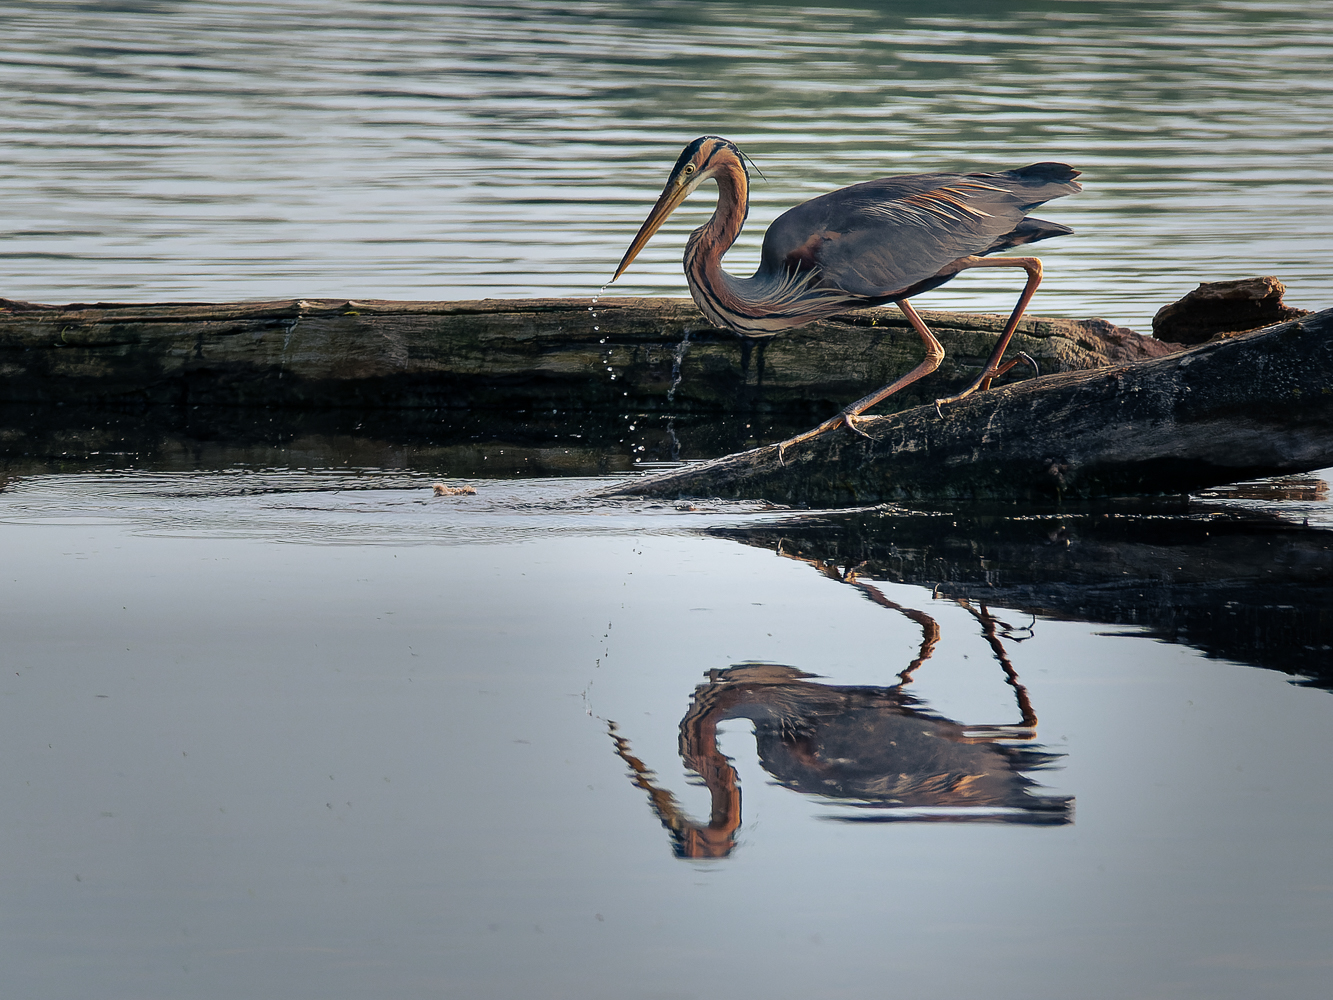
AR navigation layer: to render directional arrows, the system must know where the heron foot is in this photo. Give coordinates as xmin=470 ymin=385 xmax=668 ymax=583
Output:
xmin=840 ymin=412 xmax=873 ymax=441
xmin=935 ymin=376 xmax=991 ymax=408
xmin=774 ymin=409 xmax=871 ymax=462
xmin=935 ymin=351 xmax=1041 ymax=412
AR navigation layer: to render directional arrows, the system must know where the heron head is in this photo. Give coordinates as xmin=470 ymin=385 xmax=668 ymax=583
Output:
xmin=612 ymin=136 xmax=747 ymax=281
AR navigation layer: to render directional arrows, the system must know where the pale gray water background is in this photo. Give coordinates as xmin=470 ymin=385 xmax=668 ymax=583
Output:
xmin=3 ymin=0 xmax=1332 ymax=329
xmin=2 ymin=470 xmax=1332 ymax=1000
xmin=3 ymin=2 xmax=1333 ymax=997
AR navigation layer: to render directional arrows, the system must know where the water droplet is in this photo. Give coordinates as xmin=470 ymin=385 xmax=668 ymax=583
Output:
xmin=667 ymin=330 xmax=692 ymax=402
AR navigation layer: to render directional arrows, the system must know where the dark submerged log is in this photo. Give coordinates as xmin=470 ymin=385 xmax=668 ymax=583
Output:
xmin=0 ymin=402 xmax=792 ymax=479
xmin=601 ymin=307 xmax=1333 ymax=504
xmin=0 ymin=295 xmax=1173 ymax=414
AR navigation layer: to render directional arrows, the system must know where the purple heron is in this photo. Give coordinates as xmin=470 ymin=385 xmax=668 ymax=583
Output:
xmin=612 ymin=136 xmax=1081 ymax=447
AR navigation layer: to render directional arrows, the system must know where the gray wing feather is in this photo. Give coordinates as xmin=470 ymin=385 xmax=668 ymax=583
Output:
xmin=758 ymin=166 xmax=1080 ymax=299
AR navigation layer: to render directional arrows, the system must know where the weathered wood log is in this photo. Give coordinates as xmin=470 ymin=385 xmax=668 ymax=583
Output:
xmin=0 ymin=295 xmax=1174 ymax=414
xmin=1152 ymin=276 xmax=1310 ymax=343
xmin=600 ymin=307 xmax=1333 ymax=504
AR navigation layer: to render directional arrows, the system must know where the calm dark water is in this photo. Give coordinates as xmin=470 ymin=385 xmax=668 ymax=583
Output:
xmin=3 ymin=0 xmax=1332 ymax=329
xmin=2 ymin=471 xmax=1332 ymax=999
xmin=2 ymin=2 xmax=1333 ymax=998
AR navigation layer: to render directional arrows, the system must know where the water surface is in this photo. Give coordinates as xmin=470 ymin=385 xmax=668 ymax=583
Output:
xmin=2 ymin=469 xmax=1332 ymax=999
xmin=3 ymin=0 xmax=1331 ymax=328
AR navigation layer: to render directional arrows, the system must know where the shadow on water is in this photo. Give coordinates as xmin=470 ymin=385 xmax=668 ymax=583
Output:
xmin=610 ymin=567 xmax=1072 ymax=859
xmin=6 ymin=403 xmax=1330 ymax=675
xmin=5 ymin=404 xmax=1329 ymax=695
xmin=709 ymin=489 xmax=1333 ymax=691
xmin=0 ymin=403 xmax=812 ymax=479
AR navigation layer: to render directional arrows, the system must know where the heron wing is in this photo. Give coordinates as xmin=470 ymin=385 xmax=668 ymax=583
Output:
xmin=759 ymin=164 xmax=1081 ymax=299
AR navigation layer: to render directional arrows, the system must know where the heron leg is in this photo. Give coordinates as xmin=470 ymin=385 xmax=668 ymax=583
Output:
xmin=775 ymin=298 xmax=944 ymax=461
xmin=934 ymin=255 xmax=1043 ymax=408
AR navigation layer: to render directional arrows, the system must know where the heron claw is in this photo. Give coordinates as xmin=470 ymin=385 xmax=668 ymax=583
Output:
xmin=774 ymin=409 xmax=877 ymax=461
xmin=840 ymin=413 xmax=872 ymax=441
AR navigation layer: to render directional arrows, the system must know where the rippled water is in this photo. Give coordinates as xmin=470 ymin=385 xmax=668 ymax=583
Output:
xmin=3 ymin=0 xmax=1332 ymax=328
xmin=0 ymin=471 xmax=798 ymax=543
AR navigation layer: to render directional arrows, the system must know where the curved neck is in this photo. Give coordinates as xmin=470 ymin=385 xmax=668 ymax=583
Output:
xmin=686 ymin=155 xmax=749 ymax=279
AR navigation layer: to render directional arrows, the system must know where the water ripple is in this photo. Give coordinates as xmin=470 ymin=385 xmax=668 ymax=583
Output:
xmin=1 ymin=1 xmax=1330 ymax=328
xmin=0 ymin=469 xmax=805 ymax=544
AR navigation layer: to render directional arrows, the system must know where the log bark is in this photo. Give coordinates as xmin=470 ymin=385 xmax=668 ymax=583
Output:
xmin=1152 ymin=276 xmax=1310 ymax=343
xmin=600 ymin=307 xmax=1333 ymax=504
xmin=0 ymin=295 xmax=1174 ymax=414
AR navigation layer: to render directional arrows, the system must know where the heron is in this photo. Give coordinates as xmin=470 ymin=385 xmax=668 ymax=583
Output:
xmin=611 ymin=136 xmax=1081 ymax=449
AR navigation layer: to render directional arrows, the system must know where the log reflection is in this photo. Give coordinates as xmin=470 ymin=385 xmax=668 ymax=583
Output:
xmin=611 ymin=555 xmax=1072 ymax=859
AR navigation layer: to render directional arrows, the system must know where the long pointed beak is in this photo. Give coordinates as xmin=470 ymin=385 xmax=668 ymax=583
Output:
xmin=612 ymin=178 xmax=694 ymax=282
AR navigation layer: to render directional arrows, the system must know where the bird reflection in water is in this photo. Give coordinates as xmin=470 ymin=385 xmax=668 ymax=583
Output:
xmin=610 ymin=556 xmax=1072 ymax=859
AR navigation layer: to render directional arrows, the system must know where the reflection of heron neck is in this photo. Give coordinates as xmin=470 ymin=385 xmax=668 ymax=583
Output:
xmin=609 ymin=720 xmax=740 ymax=859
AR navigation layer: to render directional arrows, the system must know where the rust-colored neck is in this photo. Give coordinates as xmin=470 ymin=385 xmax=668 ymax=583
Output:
xmin=688 ymin=152 xmax=749 ymax=277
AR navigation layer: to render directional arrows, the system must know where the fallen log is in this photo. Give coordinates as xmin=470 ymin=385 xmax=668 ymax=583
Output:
xmin=599 ymin=307 xmax=1333 ymax=504
xmin=0 ymin=295 xmax=1173 ymax=414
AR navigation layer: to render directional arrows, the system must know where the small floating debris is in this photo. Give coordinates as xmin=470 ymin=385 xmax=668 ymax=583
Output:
xmin=432 ymin=483 xmax=476 ymax=497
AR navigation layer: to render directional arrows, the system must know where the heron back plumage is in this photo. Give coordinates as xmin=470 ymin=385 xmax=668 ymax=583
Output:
xmin=614 ymin=138 xmax=1080 ymax=340
xmin=758 ymin=164 xmax=1082 ymax=302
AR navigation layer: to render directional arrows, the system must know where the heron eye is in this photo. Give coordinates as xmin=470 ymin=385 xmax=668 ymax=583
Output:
xmin=683 ymin=163 xmax=696 ymax=175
